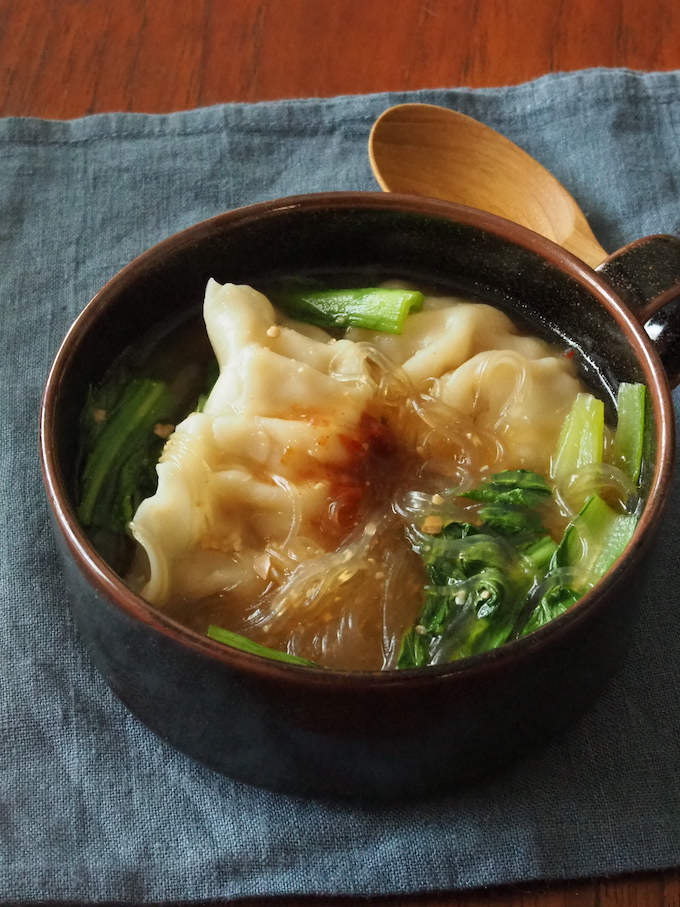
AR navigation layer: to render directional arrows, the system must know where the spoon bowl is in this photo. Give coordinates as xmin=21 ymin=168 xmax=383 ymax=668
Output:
xmin=369 ymin=103 xmax=608 ymax=268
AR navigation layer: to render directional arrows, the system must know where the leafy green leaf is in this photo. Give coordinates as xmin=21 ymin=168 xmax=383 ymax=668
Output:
xmin=78 ymin=377 xmax=175 ymax=531
xmin=521 ymin=586 xmax=580 ymax=636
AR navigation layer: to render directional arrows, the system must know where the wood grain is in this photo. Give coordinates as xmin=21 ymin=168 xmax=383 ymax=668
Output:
xmin=3 ymin=0 xmax=679 ymax=904
xmin=1 ymin=0 xmax=679 ymax=118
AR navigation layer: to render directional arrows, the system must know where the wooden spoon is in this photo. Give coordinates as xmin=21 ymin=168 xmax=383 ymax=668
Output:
xmin=369 ymin=103 xmax=608 ymax=268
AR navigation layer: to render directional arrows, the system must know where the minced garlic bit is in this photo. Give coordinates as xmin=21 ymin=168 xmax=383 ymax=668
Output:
xmin=479 ymin=590 xmax=492 ymax=600
xmin=431 ymin=493 xmax=443 ymax=505
xmin=337 ymin=570 xmax=353 ymax=584
xmin=421 ymin=515 xmax=444 ymax=535
xmin=153 ymin=423 xmax=175 ymax=439
xmin=92 ymin=408 xmax=107 ymax=423
xmin=455 ymin=592 xmax=467 ymax=605
xmin=266 ymin=324 xmax=281 ymax=339
xmin=375 ymin=571 xmax=385 ymax=580
xmin=253 ymin=552 xmax=272 ymax=580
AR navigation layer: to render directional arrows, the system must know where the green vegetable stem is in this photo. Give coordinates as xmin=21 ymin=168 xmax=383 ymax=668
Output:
xmin=207 ymin=625 xmax=319 ymax=667
xmin=550 ymin=392 xmax=604 ymax=484
xmin=272 ymin=287 xmax=424 ymax=334
xmin=611 ymin=382 xmax=647 ymax=483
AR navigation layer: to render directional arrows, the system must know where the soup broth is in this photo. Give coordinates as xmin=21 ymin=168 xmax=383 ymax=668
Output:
xmin=77 ymin=278 xmax=644 ymax=672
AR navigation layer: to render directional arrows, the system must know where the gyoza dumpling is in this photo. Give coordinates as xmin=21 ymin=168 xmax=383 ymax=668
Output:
xmin=129 ymin=282 xmax=580 ymax=613
xmin=436 ymin=350 xmax=581 ymax=475
xmin=129 ymin=281 xmax=374 ymax=607
xmin=349 ymin=294 xmax=580 ymax=474
xmin=347 ymin=295 xmax=550 ymax=385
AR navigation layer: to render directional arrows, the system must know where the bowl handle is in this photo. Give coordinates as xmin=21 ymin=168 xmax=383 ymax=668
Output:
xmin=596 ymin=234 xmax=680 ymax=387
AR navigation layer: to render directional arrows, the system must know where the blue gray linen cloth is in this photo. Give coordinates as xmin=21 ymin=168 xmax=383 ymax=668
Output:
xmin=1 ymin=67 xmax=680 ymax=903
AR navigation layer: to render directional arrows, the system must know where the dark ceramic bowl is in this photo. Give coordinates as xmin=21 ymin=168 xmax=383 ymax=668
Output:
xmin=40 ymin=192 xmax=680 ymax=800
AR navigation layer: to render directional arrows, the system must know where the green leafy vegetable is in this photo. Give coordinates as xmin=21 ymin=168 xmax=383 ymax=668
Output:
xmin=272 ymin=287 xmax=424 ymax=334
xmin=397 ymin=561 xmax=516 ymax=669
xmin=195 ymin=356 xmax=220 ymax=413
xmin=207 ymin=625 xmax=320 ymax=667
xmin=77 ymin=356 xmax=220 ymax=568
xmin=78 ymin=376 xmax=175 ymax=531
xmin=520 ymin=585 xmax=580 ymax=636
xmin=473 ymin=502 xmax=545 ymax=536
xmin=462 ymin=469 xmax=552 ymax=536
xmin=610 ymin=382 xmax=647 ymax=483
xmin=472 ymin=470 xmax=552 ymax=496
xmin=398 ymin=376 xmax=646 ymax=668
xmin=397 ymin=626 xmax=431 ymax=669
xmin=398 ymin=470 xmax=552 ymax=668
xmin=523 ymin=535 xmax=558 ymax=574
xmin=550 ymin=392 xmax=605 ymax=483
xmin=518 ymin=491 xmax=637 ymax=638
xmin=551 ymin=493 xmax=637 ymax=577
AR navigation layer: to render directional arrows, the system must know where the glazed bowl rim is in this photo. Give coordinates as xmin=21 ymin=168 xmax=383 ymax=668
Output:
xmin=40 ymin=190 xmax=676 ymax=687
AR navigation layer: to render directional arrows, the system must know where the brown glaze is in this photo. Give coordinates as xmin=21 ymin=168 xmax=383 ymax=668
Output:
xmin=40 ymin=193 xmax=677 ymax=799
xmin=597 ymin=235 xmax=680 ymax=388
xmin=597 ymin=234 xmax=680 ymax=324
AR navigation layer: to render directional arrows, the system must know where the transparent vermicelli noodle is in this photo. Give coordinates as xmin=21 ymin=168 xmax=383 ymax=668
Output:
xmin=78 ymin=278 xmax=642 ymax=671
xmin=555 ymin=462 xmax=639 ymax=517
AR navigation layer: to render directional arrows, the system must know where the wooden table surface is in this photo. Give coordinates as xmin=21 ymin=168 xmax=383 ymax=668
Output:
xmin=4 ymin=0 xmax=679 ymax=905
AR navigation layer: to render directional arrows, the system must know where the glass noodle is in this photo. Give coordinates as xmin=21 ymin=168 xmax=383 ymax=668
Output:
xmin=178 ymin=339 xmax=573 ymax=670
